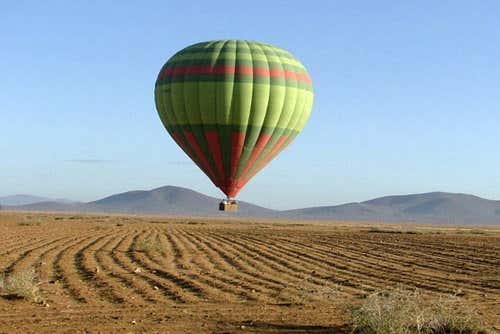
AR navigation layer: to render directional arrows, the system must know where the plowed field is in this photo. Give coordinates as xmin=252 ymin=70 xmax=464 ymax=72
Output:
xmin=0 ymin=212 xmax=499 ymax=333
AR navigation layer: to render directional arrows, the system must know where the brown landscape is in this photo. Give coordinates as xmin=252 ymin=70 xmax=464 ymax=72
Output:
xmin=0 ymin=211 xmax=498 ymax=333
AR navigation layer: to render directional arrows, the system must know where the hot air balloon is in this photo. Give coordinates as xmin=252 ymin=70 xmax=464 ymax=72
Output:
xmin=154 ymin=40 xmax=313 ymax=211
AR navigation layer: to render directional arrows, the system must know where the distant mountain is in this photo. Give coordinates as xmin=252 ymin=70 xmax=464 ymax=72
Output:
xmin=5 ymin=188 xmax=500 ymax=225
xmin=85 ymin=186 xmax=275 ymax=217
xmin=9 ymin=201 xmax=84 ymax=212
xmin=9 ymin=186 xmax=276 ymax=218
xmin=0 ymin=195 xmax=75 ymax=206
xmin=0 ymin=195 xmax=52 ymax=206
xmin=284 ymin=192 xmax=500 ymax=224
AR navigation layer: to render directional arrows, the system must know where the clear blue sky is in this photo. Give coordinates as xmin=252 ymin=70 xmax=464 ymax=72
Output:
xmin=1 ymin=1 xmax=499 ymax=210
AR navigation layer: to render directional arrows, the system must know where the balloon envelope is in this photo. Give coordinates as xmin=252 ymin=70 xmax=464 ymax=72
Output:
xmin=155 ymin=40 xmax=313 ymax=197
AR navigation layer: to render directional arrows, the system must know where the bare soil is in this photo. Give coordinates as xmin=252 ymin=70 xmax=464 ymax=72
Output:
xmin=0 ymin=212 xmax=498 ymax=333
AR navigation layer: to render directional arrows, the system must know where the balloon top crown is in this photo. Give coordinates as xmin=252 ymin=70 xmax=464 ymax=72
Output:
xmin=173 ymin=40 xmax=298 ymax=57
xmin=159 ymin=40 xmax=312 ymax=90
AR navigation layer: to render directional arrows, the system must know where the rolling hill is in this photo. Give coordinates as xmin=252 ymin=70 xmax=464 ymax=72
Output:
xmin=0 ymin=195 xmax=74 ymax=206
xmin=84 ymin=186 xmax=275 ymax=217
xmin=7 ymin=186 xmax=276 ymax=218
xmin=4 ymin=187 xmax=500 ymax=224
xmin=284 ymin=192 xmax=500 ymax=224
xmin=0 ymin=195 xmax=52 ymax=206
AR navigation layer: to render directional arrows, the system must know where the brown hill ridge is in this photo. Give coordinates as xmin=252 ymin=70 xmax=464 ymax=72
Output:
xmin=4 ymin=186 xmax=500 ymax=225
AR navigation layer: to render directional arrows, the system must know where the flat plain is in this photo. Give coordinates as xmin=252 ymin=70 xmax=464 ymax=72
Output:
xmin=0 ymin=212 xmax=499 ymax=333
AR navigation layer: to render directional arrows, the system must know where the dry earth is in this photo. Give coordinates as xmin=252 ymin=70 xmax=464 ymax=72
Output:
xmin=0 ymin=212 xmax=499 ymax=333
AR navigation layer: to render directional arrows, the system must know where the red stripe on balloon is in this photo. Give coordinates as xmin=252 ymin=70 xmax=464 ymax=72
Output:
xmin=263 ymin=135 xmax=290 ymax=165
xmin=159 ymin=65 xmax=312 ymax=84
xmin=205 ymin=131 xmax=224 ymax=181
xmin=170 ymin=132 xmax=196 ymax=162
xmin=238 ymin=133 xmax=272 ymax=181
xmin=229 ymin=132 xmax=245 ymax=181
xmin=183 ymin=131 xmax=217 ymax=182
xmin=237 ymin=134 xmax=290 ymax=187
xmin=170 ymin=132 xmax=187 ymax=151
xmin=219 ymin=131 xmax=246 ymax=198
xmin=171 ymin=131 xmax=213 ymax=180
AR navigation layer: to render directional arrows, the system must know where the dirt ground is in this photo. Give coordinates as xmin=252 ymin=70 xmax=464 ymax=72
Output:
xmin=0 ymin=212 xmax=498 ymax=333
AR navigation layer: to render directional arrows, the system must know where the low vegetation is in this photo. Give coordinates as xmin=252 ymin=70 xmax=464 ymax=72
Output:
xmin=457 ymin=229 xmax=488 ymax=235
xmin=367 ymin=227 xmax=421 ymax=234
xmin=136 ymin=237 xmax=163 ymax=254
xmin=350 ymin=288 xmax=489 ymax=334
xmin=0 ymin=269 xmax=44 ymax=304
xmin=186 ymin=221 xmax=205 ymax=225
xmin=17 ymin=220 xmax=44 ymax=226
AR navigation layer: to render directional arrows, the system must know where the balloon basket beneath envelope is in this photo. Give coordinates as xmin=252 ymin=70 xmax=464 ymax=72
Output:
xmin=219 ymin=199 xmax=238 ymax=212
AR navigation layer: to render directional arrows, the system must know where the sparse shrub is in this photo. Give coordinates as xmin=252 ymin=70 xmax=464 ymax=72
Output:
xmin=456 ymin=229 xmax=487 ymax=235
xmin=467 ymin=229 xmax=487 ymax=235
xmin=350 ymin=287 xmax=489 ymax=334
xmin=186 ymin=221 xmax=205 ymax=225
xmin=0 ymin=269 xmax=44 ymax=303
xmin=17 ymin=221 xmax=43 ymax=226
xmin=368 ymin=227 xmax=396 ymax=234
xmin=367 ymin=227 xmax=421 ymax=235
xmin=136 ymin=237 xmax=163 ymax=254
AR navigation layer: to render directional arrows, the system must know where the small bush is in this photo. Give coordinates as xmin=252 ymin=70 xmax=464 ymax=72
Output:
xmin=367 ymin=227 xmax=421 ymax=235
xmin=17 ymin=221 xmax=44 ymax=226
xmin=350 ymin=288 xmax=489 ymax=334
xmin=136 ymin=237 xmax=163 ymax=254
xmin=467 ymin=229 xmax=487 ymax=235
xmin=456 ymin=229 xmax=488 ymax=235
xmin=0 ymin=269 xmax=44 ymax=303
xmin=186 ymin=221 xmax=205 ymax=225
